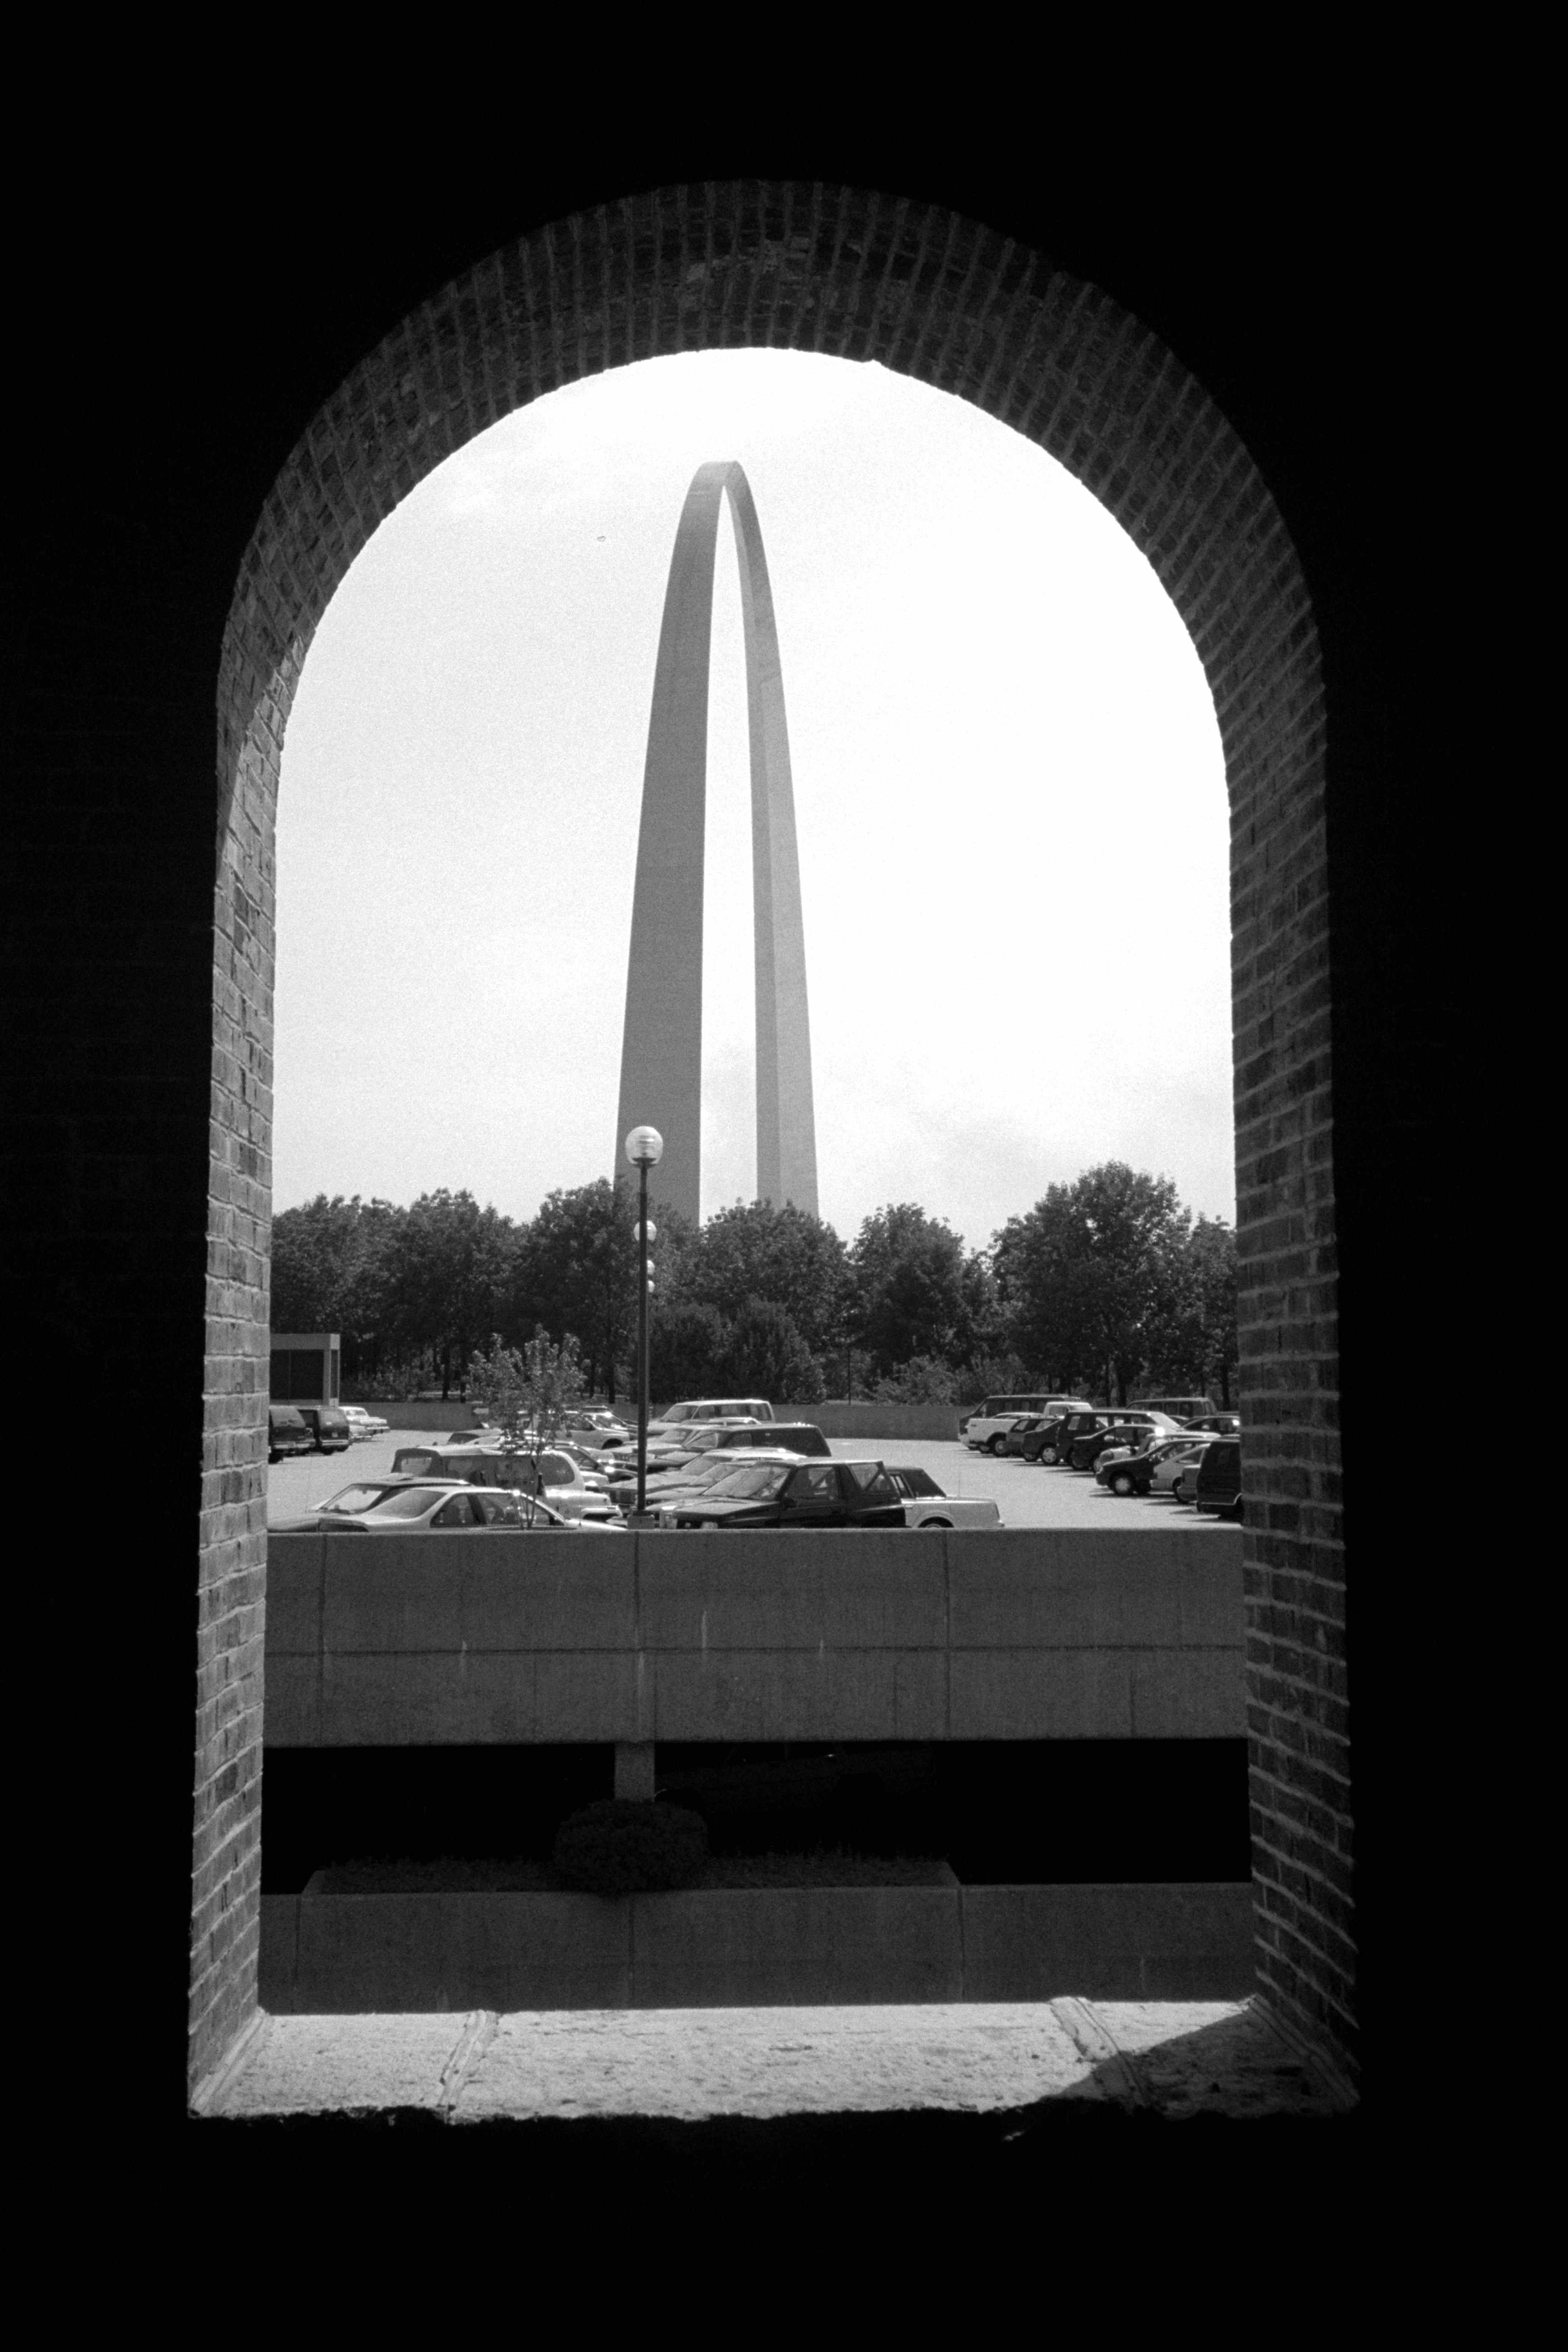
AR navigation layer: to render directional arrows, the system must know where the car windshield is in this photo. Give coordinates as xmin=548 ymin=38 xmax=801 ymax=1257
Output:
xmin=683 ymin=1456 xmax=761 ymax=1487
xmin=360 ymin=1486 xmax=451 ymax=1519
xmin=706 ymin=1464 xmax=793 ymax=1499
xmin=321 ymin=1484 xmax=404 ymax=1514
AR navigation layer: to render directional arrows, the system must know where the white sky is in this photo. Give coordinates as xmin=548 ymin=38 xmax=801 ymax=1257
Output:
xmin=275 ymin=349 xmax=1233 ymax=1253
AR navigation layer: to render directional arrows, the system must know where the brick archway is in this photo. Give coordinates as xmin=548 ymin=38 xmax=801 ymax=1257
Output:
xmin=197 ymin=182 xmax=1343 ymax=2090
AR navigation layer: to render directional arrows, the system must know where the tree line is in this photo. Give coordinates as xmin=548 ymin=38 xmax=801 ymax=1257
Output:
xmin=271 ymin=1160 xmax=1237 ymax=1409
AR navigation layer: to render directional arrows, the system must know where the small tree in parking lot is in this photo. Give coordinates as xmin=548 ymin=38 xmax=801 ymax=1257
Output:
xmin=465 ymin=1329 xmax=585 ymax=1458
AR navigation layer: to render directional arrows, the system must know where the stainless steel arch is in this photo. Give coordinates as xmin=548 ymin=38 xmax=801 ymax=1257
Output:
xmin=615 ymin=460 xmax=819 ymax=1225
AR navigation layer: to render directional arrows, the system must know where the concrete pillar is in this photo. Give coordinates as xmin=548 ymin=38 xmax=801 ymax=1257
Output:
xmin=614 ymin=1741 xmax=656 ymax=1802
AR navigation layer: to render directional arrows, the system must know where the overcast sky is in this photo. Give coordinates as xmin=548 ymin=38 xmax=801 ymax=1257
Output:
xmin=275 ymin=348 xmax=1233 ymax=1253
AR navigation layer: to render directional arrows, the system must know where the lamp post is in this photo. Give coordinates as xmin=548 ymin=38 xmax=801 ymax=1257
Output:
xmin=623 ymin=1124 xmax=664 ymax=1520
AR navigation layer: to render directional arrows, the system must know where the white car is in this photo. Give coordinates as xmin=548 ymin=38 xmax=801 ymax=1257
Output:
xmin=340 ymin=1406 xmax=390 ymax=1441
xmin=885 ymin=1468 xmax=1002 ymax=1529
xmin=964 ymin=1396 xmax=1092 ymax=1454
xmin=269 ymin=1479 xmax=618 ymax=1532
xmin=1152 ymin=1441 xmax=1209 ymax=1496
xmin=649 ymin=1397 xmax=774 ymax=1434
xmin=388 ymin=1442 xmax=625 ymax=1524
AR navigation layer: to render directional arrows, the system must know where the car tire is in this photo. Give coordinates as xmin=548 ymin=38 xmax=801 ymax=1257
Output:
xmin=988 ymin=1435 xmax=1007 ymax=1456
xmin=1112 ymin=1472 xmax=1135 ymax=1496
xmin=923 ymin=1516 xmax=953 ymax=1529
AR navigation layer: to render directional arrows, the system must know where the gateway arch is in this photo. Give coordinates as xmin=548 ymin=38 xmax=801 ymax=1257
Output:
xmin=615 ymin=461 xmax=819 ymax=1226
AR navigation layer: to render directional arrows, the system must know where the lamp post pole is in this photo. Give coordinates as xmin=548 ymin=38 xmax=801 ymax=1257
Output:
xmin=637 ymin=1155 xmax=650 ymax=1517
xmin=623 ymin=1125 xmax=664 ymax=1525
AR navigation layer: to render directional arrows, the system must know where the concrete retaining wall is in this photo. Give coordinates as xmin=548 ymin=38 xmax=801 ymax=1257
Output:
xmin=353 ymin=1401 xmax=964 ymax=1437
xmin=265 ymin=1525 xmax=1243 ymax=1747
xmin=349 ymin=1401 xmax=486 ymax=1430
xmin=257 ymin=1880 xmax=1254 ymax=2011
xmin=779 ymin=1403 xmax=962 ymax=1439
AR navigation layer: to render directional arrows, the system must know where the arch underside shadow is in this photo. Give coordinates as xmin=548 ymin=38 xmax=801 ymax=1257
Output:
xmin=616 ymin=459 xmax=818 ymax=1225
xmin=203 ymin=182 xmax=1345 ymax=2091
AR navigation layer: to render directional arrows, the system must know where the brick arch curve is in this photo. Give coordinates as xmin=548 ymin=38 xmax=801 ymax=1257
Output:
xmin=200 ymin=182 xmax=1343 ymax=2088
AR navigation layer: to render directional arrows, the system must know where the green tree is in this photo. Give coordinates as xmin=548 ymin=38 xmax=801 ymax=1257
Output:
xmin=466 ymin=1328 xmax=586 ymax=1462
xmin=270 ymin=1194 xmax=402 ymax=1385
xmin=647 ymin=1302 xmax=729 ymax=1406
xmin=722 ymin=1298 xmax=824 ymax=1403
xmin=850 ymin=1203 xmax=981 ymax=1375
xmin=1141 ymin=1216 xmax=1240 ymax=1407
xmin=383 ymin=1190 xmax=516 ymax=1398
xmin=871 ymin=1354 xmax=958 ymax=1404
xmin=520 ymin=1178 xmax=646 ymax=1403
xmin=992 ymin=1163 xmax=1192 ymax=1404
xmin=672 ymin=1200 xmax=850 ymax=1356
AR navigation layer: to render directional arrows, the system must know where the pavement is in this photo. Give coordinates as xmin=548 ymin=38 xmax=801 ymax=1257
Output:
xmin=196 ymin=1995 xmax=1351 ymax=2127
xmin=268 ymin=1431 xmax=1233 ymax=1534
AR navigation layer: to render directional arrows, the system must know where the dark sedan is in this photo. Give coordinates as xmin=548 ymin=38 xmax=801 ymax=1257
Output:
xmin=1194 ymin=1438 xmax=1243 ymax=1520
xmin=659 ymin=1458 xmax=908 ymax=1530
xmin=1095 ymin=1435 xmax=1208 ymax=1496
xmin=1024 ymin=1410 xmax=1106 ymax=1465
xmin=1067 ymin=1417 xmax=1153 ymax=1471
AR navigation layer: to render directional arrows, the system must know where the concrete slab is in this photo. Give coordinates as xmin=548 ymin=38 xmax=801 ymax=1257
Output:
xmin=207 ymin=2010 xmax=478 ymax=2115
xmin=1090 ymin=2001 xmax=1348 ymax=2117
xmin=637 ymin=1530 xmax=945 ymax=1649
xmin=646 ymin=1646 xmax=947 ymax=1741
xmin=629 ymin=1887 xmax=963 ymax=2007
xmin=459 ymin=2003 xmax=1105 ymax=2120
xmin=960 ymin=1884 xmax=1255 ymax=2001
xmin=204 ymin=1997 xmax=1349 ymax=2122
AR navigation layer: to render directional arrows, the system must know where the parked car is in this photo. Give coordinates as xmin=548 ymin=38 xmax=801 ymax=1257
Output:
xmin=562 ymin=1408 xmax=630 ymax=1438
xmin=566 ymin=1421 xmax=638 ymax=1455
xmin=964 ymin=1395 xmax=1091 ymax=1453
xmin=1132 ymin=1397 xmax=1217 ymax=1423
xmin=1019 ymin=1412 xmax=1077 ymax=1464
xmin=712 ymin=1422 xmax=831 ymax=1459
xmin=606 ymin=1444 xmax=813 ymax=1510
xmin=1067 ymin=1413 xmax=1175 ymax=1471
xmin=1150 ymin=1440 xmax=1209 ymax=1496
xmin=1195 ymin=1437 xmax=1243 ymax=1520
xmin=885 ymin=1467 xmax=1002 ymax=1529
xmin=267 ymin=1405 xmax=315 ymax=1464
xmin=659 ymin=1458 xmax=908 ymax=1530
xmin=294 ymin=1404 xmax=353 ymax=1454
xmin=388 ymin=1442 xmax=624 ymax=1523
xmin=652 ymin=1419 xmax=764 ymax=1464
xmin=269 ymin=1479 xmax=605 ymax=1533
xmin=1170 ymin=1446 xmax=1211 ymax=1506
xmin=648 ymin=1397 xmax=775 ymax=1433
xmin=997 ymin=1414 xmax=1054 ymax=1458
xmin=1184 ymin=1412 xmax=1241 ymax=1437
xmin=340 ymin=1405 xmax=389 ymax=1440
xmin=1095 ymin=1435 xmax=1207 ymax=1496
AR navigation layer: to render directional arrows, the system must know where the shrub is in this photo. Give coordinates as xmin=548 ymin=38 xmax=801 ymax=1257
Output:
xmin=870 ymin=1354 xmax=957 ymax=1403
xmin=551 ymin=1799 xmax=709 ymax=1894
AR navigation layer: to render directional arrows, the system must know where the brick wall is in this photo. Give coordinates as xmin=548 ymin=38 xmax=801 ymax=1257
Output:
xmin=192 ymin=179 xmax=1350 ymax=2092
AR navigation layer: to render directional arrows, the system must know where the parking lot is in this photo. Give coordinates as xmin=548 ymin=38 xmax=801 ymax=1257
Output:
xmin=267 ymin=1427 xmax=1226 ymax=1531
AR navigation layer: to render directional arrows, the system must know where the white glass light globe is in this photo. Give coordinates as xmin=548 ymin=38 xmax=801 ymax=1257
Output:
xmin=624 ymin=1124 xmax=664 ymax=1168
xmin=632 ymin=1218 xmax=658 ymax=1241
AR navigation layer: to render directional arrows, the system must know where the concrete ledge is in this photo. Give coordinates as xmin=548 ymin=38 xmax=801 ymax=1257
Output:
xmin=200 ymin=1997 xmax=1352 ymax=2123
xmin=265 ymin=1525 xmax=1243 ymax=1746
xmin=259 ymin=1881 xmax=1253 ymax=2013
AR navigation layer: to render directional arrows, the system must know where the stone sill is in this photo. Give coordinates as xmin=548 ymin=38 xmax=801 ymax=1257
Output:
xmin=194 ymin=1997 xmax=1354 ymax=2125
